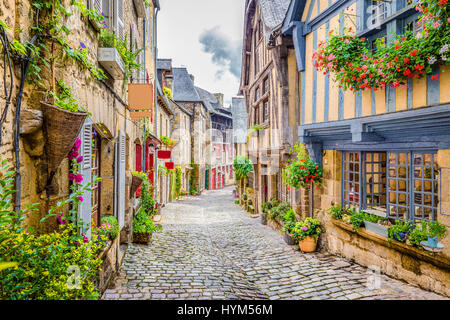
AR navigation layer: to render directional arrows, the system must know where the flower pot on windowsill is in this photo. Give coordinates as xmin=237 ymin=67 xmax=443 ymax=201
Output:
xmin=283 ymin=232 xmax=296 ymax=245
xmin=130 ymin=175 xmax=143 ymax=197
xmin=298 ymin=236 xmax=317 ymax=253
xmin=363 ymin=220 xmax=389 ymax=238
xmin=133 ymin=232 xmax=151 ymax=244
xmin=41 ymin=101 xmax=88 ymax=178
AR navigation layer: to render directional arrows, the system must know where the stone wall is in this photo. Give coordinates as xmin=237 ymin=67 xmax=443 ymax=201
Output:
xmin=0 ymin=0 xmax=151 ymax=237
xmin=311 ymin=149 xmax=450 ymax=297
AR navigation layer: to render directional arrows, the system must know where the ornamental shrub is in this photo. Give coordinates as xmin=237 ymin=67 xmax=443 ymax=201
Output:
xmin=100 ymin=216 xmax=119 ymax=240
xmin=233 ymin=155 xmax=253 ymax=181
xmin=0 ymin=225 xmax=101 ymax=300
xmin=175 ymin=166 xmax=182 ymax=197
xmin=133 ymin=207 xmax=162 ymax=234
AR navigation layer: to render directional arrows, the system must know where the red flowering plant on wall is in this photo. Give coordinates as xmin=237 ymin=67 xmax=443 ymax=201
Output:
xmin=313 ymin=0 xmax=450 ymax=91
xmin=282 ymin=144 xmax=324 ymax=190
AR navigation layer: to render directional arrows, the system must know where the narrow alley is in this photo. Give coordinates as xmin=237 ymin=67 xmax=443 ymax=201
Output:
xmin=103 ymin=187 xmax=446 ymax=300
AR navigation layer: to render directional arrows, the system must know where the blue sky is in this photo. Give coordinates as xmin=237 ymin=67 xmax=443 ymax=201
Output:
xmin=157 ymin=0 xmax=245 ymax=106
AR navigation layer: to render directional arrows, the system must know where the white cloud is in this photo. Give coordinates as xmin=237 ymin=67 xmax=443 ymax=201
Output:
xmin=157 ymin=0 xmax=245 ymax=106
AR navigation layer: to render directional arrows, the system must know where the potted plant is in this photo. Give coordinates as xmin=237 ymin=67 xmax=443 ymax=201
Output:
xmin=292 ymin=218 xmax=322 ymax=253
xmin=281 ymin=209 xmax=297 ymax=245
xmin=421 ymin=221 xmax=447 ymax=252
xmin=161 ymin=136 xmax=176 ymax=148
xmin=350 ymin=211 xmax=365 ymax=232
xmin=363 ymin=212 xmax=391 ymax=238
xmin=133 ymin=207 xmax=162 ymax=244
xmin=388 ymin=220 xmax=412 ymax=243
xmin=131 ymin=171 xmax=145 ymax=197
xmin=42 ymin=81 xmax=88 ymax=181
xmin=282 ymin=143 xmax=323 ymax=190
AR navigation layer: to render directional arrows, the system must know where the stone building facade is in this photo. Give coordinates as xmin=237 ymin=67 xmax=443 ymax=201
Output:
xmin=172 ymin=67 xmax=208 ymax=194
xmin=239 ymin=0 xmax=297 ymax=213
xmin=0 ymin=0 xmax=160 ymax=242
xmin=281 ymin=0 xmax=450 ymax=296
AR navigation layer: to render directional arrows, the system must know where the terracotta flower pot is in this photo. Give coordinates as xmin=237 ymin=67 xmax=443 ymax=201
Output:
xmin=298 ymin=236 xmax=317 ymax=253
xmin=130 ymin=175 xmax=143 ymax=197
xmin=41 ymin=101 xmax=88 ymax=176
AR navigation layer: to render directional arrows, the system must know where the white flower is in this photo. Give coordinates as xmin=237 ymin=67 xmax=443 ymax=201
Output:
xmin=442 ymin=55 xmax=448 ymax=61
xmin=428 ymin=56 xmax=437 ymax=65
xmin=415 ymin=32 xmax=423 ymax=40
xmin=439 ymin=44 xmax=449 ymax=55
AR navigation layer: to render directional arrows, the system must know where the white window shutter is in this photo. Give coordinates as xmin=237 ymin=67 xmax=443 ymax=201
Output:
xmin=114 ymin=0 xmax=125 ymax=41
xmin=115 ymin=130 xmax=126 ymax=229
xmin=78 ymin=118 xmax=93 ymax=240
xmin=88 ymin=0 xmax=102 ymax=12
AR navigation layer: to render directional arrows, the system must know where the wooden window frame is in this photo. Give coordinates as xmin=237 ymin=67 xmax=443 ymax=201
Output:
xmin=341 ymin=150 xmax=439 ymax=223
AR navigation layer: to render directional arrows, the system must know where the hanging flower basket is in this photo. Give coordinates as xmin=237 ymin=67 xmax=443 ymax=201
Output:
xmin=133 ymin=232 xmax=151 ymax=244
xmin=130 ymin=175 xmax=143 ymax=197
xmin=41 ymin=101 xmax=87 ymax=176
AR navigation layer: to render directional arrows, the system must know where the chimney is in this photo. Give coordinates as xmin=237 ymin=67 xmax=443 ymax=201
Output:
xmin=189 ymin=74 xmax=195 ymax=84
xmin=214 ymin=93 xmax=224 ymax=108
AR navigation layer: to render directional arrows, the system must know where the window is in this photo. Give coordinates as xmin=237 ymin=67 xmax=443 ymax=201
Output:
xmin=263 ymin=100 xmax=269 ymax=123
xmin=342 ymin=151 xmax=439 ymax=222
xmin=405 ymin=18 xmax=424 ymax=38
xmin=263 ymin=77 xmax=269 ymax=94
xmin=365 ymin=152 xmax=387 ymax=212
xmin=255 ymin=87 xmax=260 ymax=102
xmin=371 ymin=0 xmax=388 ymax=27
xmin=343 ymin=152 xmax=361 ymax=209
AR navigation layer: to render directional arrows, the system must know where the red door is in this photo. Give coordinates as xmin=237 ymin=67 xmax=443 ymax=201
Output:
xmin=212 ymin=168 xmax=216 ymax=190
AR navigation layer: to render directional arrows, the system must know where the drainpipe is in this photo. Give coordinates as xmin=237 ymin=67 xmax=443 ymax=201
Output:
xmin=154 ymin=5 xmax=159 ymax=198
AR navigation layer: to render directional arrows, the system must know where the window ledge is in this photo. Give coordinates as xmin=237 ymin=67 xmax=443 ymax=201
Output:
xmin=331 ymin=219 xmax=450 ymax=270
xmin=356 ymin=4 xmax=416 ymax=38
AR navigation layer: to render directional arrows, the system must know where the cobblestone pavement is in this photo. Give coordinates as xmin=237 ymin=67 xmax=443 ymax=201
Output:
xmin=103 ymin=187 xmax=447 ymax=300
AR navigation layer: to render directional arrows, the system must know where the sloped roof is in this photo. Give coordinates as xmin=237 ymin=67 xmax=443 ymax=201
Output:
xmin=258 ymin=0 xmax=292 ymax=31
xmin=172 ymin=68 xmax=202 ymax=102
xmin=157 ymin=58 xmax=172 ymax=71
xmin=195 ymin=86 xmax=220 ymax=112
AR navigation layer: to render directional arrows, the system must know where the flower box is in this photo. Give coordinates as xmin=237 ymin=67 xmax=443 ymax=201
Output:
xmin=165 ymin=162 xmax=174 ymax=170
xmin=157 ymin=150 xmax=171 ymax=159
xmin=363 ymin=220 xmax=389 ymax=238
xmin=97 ymin=47 xmax=125 ymax=79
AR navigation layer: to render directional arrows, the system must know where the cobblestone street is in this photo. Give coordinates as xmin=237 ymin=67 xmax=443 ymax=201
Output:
xmin=103 ymin=187 xmax=447 ymax=300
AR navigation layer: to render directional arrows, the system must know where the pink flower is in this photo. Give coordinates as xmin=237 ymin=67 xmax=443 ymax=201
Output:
xmin=57 ymin=214 xmax=67 ymax=225
xmin=74 ymin=174 xmax=83 ymax=184
xmin=73 ymin=138 xmax=82 ymax=150
xmin=301 ymin=226 xmax=308 ymax=231
xmin=68 ymin=150 xmax=79 ymax=161
xmin=326 ymin=54 xmax=335 ymax=61
xmin=77 ymin=196 xmax=84 ymax=202
xmin=76 ymin=156 xmax=84 ymax=163
xmin=69 ymin=173 xmax=76 ymax=181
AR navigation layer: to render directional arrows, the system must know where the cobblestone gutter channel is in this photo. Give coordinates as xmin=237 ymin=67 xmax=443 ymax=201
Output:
xmin=102 ymin=187 xmax=447 ymax=300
